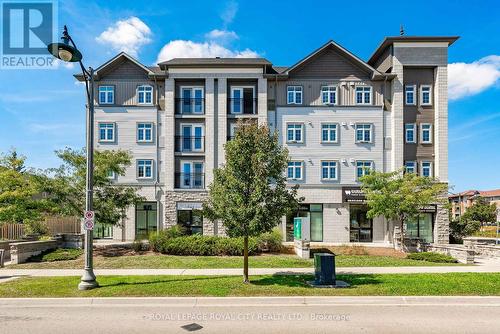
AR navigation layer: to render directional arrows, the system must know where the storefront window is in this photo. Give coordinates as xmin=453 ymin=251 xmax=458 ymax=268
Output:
xmin=135 ymin=202 xmax=157 ymax=240
xmin=350 ymin=205 xmax=372 ymax=242
xmin=93 ymin=223 xmax=113 ymax=239
xmin=405 ymin=213 xmax=433 ymax=243
xmin=177 ymin=209 xmax=203 ymax=235
xmin=285 ymin=204 xmax=323 ymax=242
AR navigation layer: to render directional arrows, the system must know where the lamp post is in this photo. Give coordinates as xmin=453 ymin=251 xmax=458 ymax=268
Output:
xmin=48 ymin=26 xmax=98 ymax=290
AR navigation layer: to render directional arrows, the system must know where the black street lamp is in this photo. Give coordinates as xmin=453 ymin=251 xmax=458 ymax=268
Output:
xmin=48 ymin=26 xmax=98 ymax=290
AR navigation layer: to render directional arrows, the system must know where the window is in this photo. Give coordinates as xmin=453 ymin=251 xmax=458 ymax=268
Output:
xmin=405 ymin=213 xmax=433 ymax=243
xmin=180 ymin=161 xmax=204 ymax=189
xmin=287 ymin=161 xmax=303 ymax=180
xmin=405 ymin=123 xmax=416 ymax=143
xmin=405 ymin=161 xmax=416 ymax=174
xmin=137 ymin=123 xmax=153 ymax=143
xmin=287 ymin=86 xmax=302 ymax=104
xmin=356 ymin=161 xmax=373 ymax=179
xmin=98 ymin=123 xmax=115 ymax=142
xmin=230 ymin=87 xmax=255 ymax=114
xmin=321 ymin=123 xmax=338 ymax=143
xmin=405 ymin=85 xmax=416 ymax=105
xmin=177 ymin=209 xmax=203 ymax=235
xmin=355 ymin=123 xmax=372 ymax=143
xmin=137 ymin=85 xmax=153 ymax=105
xmin=420 ymin=85 xmax=432 ymax=105
xmin=107 ymin=170 xmax=116 ymax=180
xmin=420 ymin=123 xmax=432 ymax=143
xmin=286 ymin=123 xmax=303 ymax=143
xmin=137 ymin=159 xmax=153 ymax=179
xmin=350 ymin=205 xmax=373 ymax=242
xmin=421 ymin=161 xmax=432 ymax=177
xmin=180 ymin=124 xmax=204 ymax=152
xmin=181 ymin=87 xmax=204 ymax=114
xmin=98 ymin=86 xmax=114 ymax=104
xmin=321 ymin=86 xmax=337 ymax=105
xmin=321 ymin=161 xmax=338 ymax=180
xmin=355 ymin=86 xmax=371 ymax=105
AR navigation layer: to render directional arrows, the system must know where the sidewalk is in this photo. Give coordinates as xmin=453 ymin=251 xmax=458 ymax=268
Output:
xmin=1 ymin=263 xmax=500 ymax=278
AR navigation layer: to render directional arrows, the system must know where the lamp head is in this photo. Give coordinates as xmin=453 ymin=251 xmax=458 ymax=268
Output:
xmin=47 ymin=26 xmax=82 ymax=62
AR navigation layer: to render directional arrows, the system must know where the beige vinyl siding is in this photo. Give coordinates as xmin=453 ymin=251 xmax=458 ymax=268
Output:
xmin=99 ymin=59 xmax=150 ymax=80
xmin=274 ymin=80 xmax=385 ymax=106
xmin=94 ymin=80 xmax=161 ymax=106
xmin=372 ymin=46 xmax=393 ymax=73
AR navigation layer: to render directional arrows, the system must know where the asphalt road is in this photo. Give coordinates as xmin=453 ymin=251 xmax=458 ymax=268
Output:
xmin=1 ymin=296 xmax=499 ymax=334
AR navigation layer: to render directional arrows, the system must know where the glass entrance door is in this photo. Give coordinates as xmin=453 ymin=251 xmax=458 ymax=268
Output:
xmin=135 ymin=202 xmax=157 ymax=240
xmin=350 ymin=205 xmax=373 ymax=242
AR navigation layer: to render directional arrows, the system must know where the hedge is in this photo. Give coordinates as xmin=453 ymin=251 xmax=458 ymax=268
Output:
xmin=149 ymin=228 xmax=282 ymax=256
xmin=407 ymin=252 xmax=458 ymax=263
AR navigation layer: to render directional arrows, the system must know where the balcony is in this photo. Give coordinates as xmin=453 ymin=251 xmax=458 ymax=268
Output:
xmin=175 ymin=136 xmax=205 ymax=153
xmin=227 ymin=98 xmax=257 ymax=115
xmin=175 ymin=98 xmax=205 ymax=115
xmin=175 ymin=173 xmax=205 ymax=189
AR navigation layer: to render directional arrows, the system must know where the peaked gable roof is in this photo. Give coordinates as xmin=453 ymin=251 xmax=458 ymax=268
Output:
xmin=285 ymin=40 xmax=385 ymax=79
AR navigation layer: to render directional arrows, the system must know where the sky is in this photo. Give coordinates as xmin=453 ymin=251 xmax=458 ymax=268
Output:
xmin=0 ymin=0 xmax=499 ymax=193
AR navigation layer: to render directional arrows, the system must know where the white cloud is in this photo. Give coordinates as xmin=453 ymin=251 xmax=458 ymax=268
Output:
xmin=205 ymin=29 xmax=239 ymax=43
xmin=51 ymin=59 xmax=75 ymax=70
xmin=449 ymin=55 xmax=500 ymax=100
xmin=96 ymin=17 xmax=152 ymax=57
xmin=221 ymin=1 xmax=238 ymax=26
xmin=156 ymin=40 xmax=259 ymax=62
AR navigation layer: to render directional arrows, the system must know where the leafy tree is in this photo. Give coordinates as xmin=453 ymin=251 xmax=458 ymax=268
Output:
xmin=44 ymin=148 xmax=144 ymax=227
xmin=203 ymin=122 xmax=301 ymax=283
xmin=359 ymin=170 xmax=448 ymax=249
xmin=462 ymin=197 xmax=497 ymax=225
xmin=0 ymin=149 xmax=54 ymax=231
xmin=449 ymin=217 xmax=481 ymax=243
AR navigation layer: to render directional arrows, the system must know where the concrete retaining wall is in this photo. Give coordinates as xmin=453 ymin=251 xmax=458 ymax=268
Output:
xmin=10 ymin=240 xmax=59 ymax=264
xmin=425 ymin=244 xmax=475 ymax=264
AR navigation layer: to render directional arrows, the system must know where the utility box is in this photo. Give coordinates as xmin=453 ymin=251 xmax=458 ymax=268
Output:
xmin=314 ymin=252 xmax=336 ymax=285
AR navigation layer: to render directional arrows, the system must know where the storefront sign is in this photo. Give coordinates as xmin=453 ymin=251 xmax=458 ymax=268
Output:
xmin=176 ymin=202 xmax=203 ymax=210
xmin=342 ymin=187 xmax=366 ymax=203
xmin=419 ymin=205 xmax=437 ymax=213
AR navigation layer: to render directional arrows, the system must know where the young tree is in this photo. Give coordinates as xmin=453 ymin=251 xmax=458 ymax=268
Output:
xmin=359 ymin=170 xmax=448 ymax=249
xmin=462 ymin=197 xmax=497 ymax=226
xmin=0 ymin=150 xmax=54 ymax=232
xmin=44 ymin=148 xmax=145 ymax=227
xmin=203 ymin=122 xmax=301 ymax=283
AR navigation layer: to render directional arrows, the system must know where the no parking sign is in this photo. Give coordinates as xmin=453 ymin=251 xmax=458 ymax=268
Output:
xmin=83 ymin=211 xmax=95 ymax=230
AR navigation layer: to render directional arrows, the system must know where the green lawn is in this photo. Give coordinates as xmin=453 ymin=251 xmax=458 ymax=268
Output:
xmin=0 ymin=273 xmax=498 ymax=297
xmin=8 ymin=254 xmax=464 ymax=269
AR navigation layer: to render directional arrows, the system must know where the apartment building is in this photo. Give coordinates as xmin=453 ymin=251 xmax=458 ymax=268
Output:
xmin=449 ymin=189 xmax=500 ymax=221
xmin=82 ymin=35 xmax=457 ymax=246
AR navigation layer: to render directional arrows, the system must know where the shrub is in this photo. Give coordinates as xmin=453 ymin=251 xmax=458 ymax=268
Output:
xmin=148 ymin=226 xmax=185 ymax=252
xmin=24 ymin=220 xmax=48 ymax=236
xmin=450 ymin=218 xmax=481 ymax=243
xmin=132 ymin=240 xmax=145 ymax=252
xmin=256 ymin=228 xmax=283 ymax=253
xmin=29 ymin=248 xmax=83 ymax=262
xmin=407 ymin=252 xmax=458 ymax=263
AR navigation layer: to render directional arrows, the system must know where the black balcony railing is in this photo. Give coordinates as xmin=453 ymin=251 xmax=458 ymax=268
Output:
xmin=227 ymin=135 xmax=235 ymax=141
xmin=175 ymin=98 xmax=205 ymax=114
xmin=175 ymin=136 xmax=205 ymax=152
xmin=227 ymin=97 xmax=257 ymax=115
xmin=175 ymin=173 xmax=205 ymax=189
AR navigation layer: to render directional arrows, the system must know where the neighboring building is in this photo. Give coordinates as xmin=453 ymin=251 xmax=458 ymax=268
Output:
xmin=80 ymin=35 xmax=457 ymax=246
xmin=449 ymin=189 xmax=500 ymax=222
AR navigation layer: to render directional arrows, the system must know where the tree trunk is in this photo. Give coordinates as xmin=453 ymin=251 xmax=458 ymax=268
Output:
xmin=399 ymin=218 xmax=405 ymax=252
xmin=243 ymin=235 xmax=249 ymax=283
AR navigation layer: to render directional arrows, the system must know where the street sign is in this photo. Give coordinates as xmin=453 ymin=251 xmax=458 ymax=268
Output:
xmin=84 ymin=210 xmax=95 ymax=221
xmin=83 ymin=219 xmax=94 ymax=231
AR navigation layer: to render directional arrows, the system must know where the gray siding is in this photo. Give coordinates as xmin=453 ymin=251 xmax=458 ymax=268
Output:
xmin=372 ymin=46 xmax=393 ymax=73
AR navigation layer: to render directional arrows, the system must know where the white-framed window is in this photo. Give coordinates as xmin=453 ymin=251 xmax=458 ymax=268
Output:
xmin=321 ymin=86 xmax=337 ymax=105
xmin=420 ymin=123 xmax=432 ymax=144
xmin=137 ymin=85 xmax=153 ymax=105
xmin=405 ymin=161 xmax=416 ymax=174
xmin=137 ymin=159 xmax=153 ymax=179
xmin=107 ymin=170 xmax=116 ymax=180
xmin=321 ymin=123 xmax=338 ymax=143
xmin=180 ymin=124 xmax=204 ymax=152
xmin=230 ymin=86 xmax=255 ymax=114
xmin=356 ymin=160 xmax=373 ymax=179
xmin=405 ymin=123 xmax=416 ymax=143
xmin=98 ymin=123 xmax=115 ymax=142
xmin=355 ymin=86 xmax=372 ymax=105
xmin=98 ymin=86 xmax=114 ymax=104
xmin=137 ymin=123 xmax=153 ymax=143
xmin=421 ymin=161 xmax=433 ymax=177
xmin=180 ymin=161 xmax=204 ymax=189
xmin=287 ymin=86 xmax=303 ymax=105
xmin=420 ymin=85 xmax=432 ymax=105
xmin=405 ymin=85 xmax=416 ymax=105
xmin=180 ymin=86 xmax=204 ymax=114
xmin=286 ymin=123 xmax=304 ymax=143
xmin=355 ymin=123 xmax=373 ymax=143
xmin=321 ymin=160 xmax=338 ymax=180
xmin=287 ymin=161 xmax=303 ymax=180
